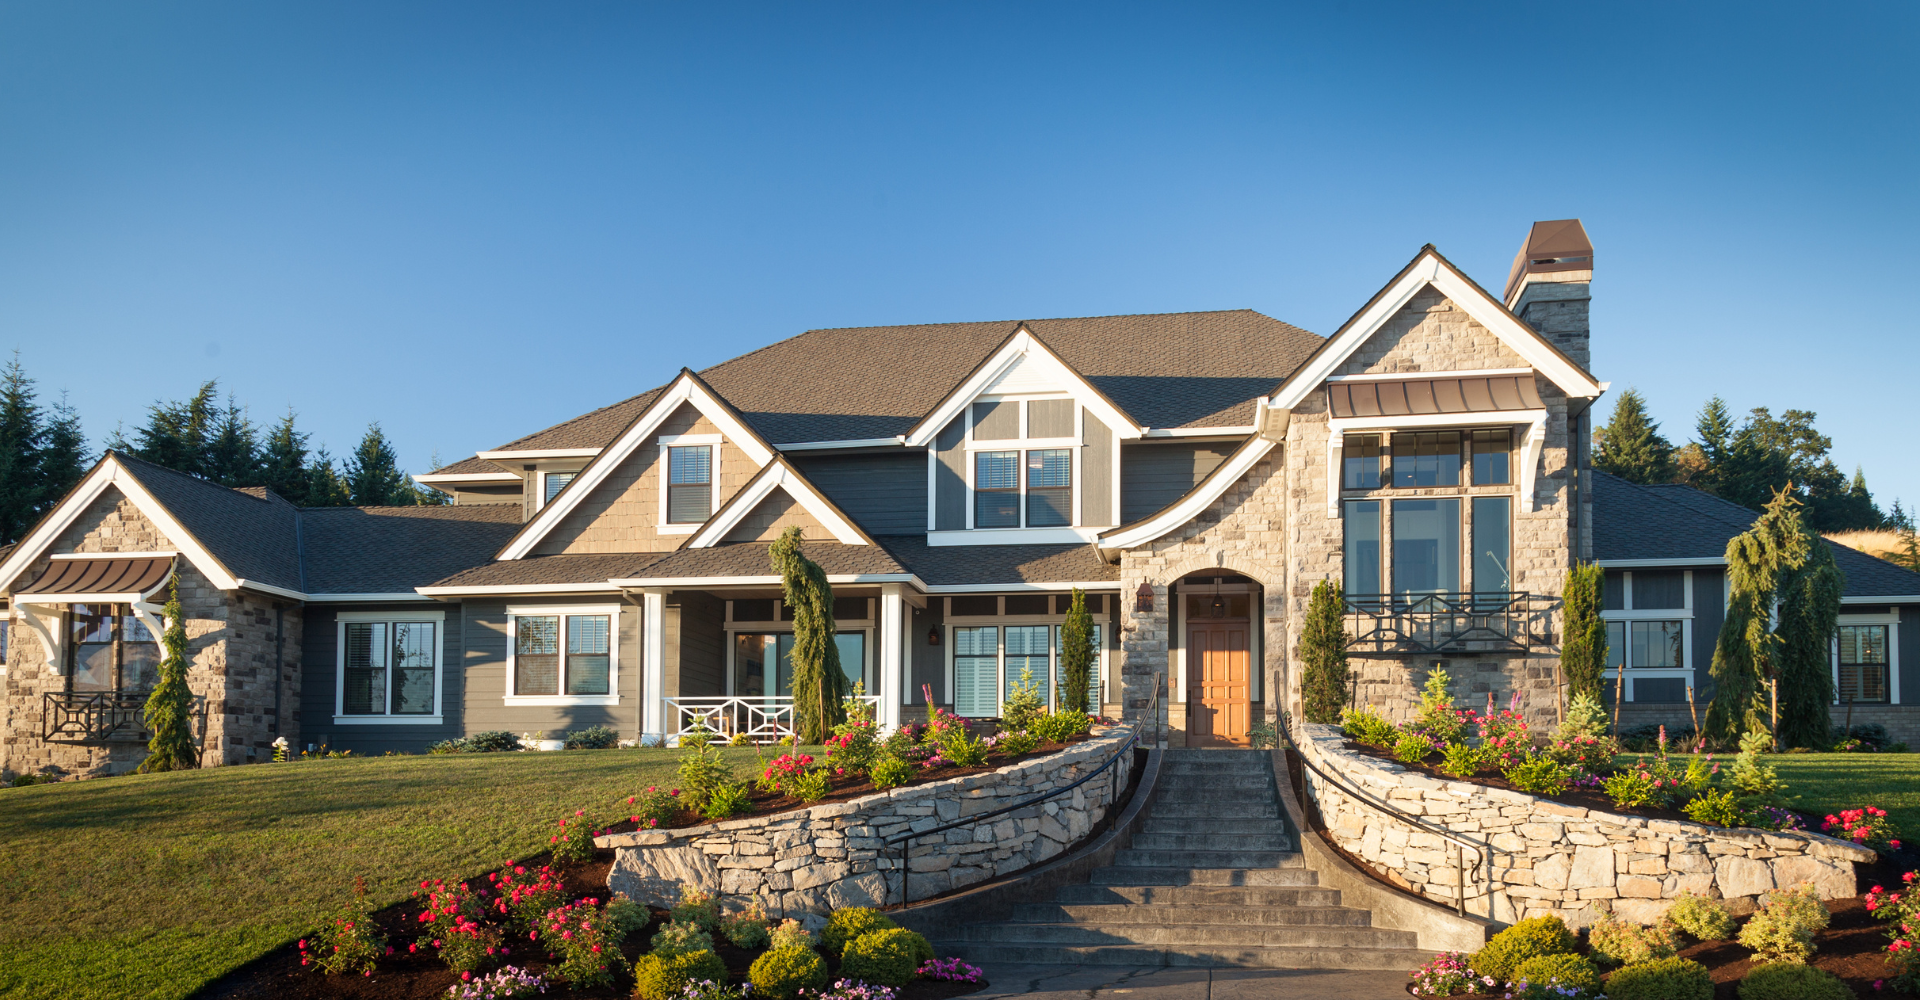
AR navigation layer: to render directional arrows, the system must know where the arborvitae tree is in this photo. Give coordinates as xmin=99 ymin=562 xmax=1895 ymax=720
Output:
xmin=772 ymin=526 xmax=846 ymax=743
xmin=1058 ymin=588 xmax=1096 ymax=714
xmin=1559 ymin=562 xmax=1608 ymax=701
xmin=1774 ymin=536 xmax=1843 ymax=750
xmin=131 ymin=381 xmax=220 ymax=479
xmin=1593 ymin=388 xmax=1675 ymax=484
xmin=138 ymin=578 xmax=198 ymax=773
xmin=1705 ymin=489 xmax=1813 ymax=748
xmin=343 ymin=423 xmax=412 ymax=506
xmin=1299 ymin=577 xmax=1350 ymax=724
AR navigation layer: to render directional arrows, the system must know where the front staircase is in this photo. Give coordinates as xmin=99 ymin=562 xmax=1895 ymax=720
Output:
xmin=930 ymin=749 xmax=1431 ymax=968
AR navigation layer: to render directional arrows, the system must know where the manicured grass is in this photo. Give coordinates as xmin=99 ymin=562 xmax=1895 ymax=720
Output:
xmin=1613 ymin=751 xmax=1920 ymax=833
xmin=0 ymin=747 xmax=783 ymax=1000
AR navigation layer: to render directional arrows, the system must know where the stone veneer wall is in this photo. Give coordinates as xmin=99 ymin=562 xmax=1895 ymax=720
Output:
xmin=1297 ymin=723 xmax=1874 ymax=928
xmin=596 ymin=728 xmax=1132 ymax=927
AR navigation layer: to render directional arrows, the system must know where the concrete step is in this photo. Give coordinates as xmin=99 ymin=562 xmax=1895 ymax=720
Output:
xmin=1160 ymin=759 xmax=1272 ymax=774
xmin=1152 ymin=776 xmax=1275 ymax=795
xmin=925 ymin=941 xmax=1436 ymax=970
xmin=1114 ymin=848 xmax=1295 ymax=868
xmin=1092 ymin=864 xmax=1312 ymax=887
xmin=1056 ymin=883 xmax=1335 ymax=906
xmin=1013 ymin=903 xmax=1375 ymax=927
xmin=1139 ymin=800 xmax=1280 ymax=820
xmin=1121 ymin=825 xmax=1290 ymax=848
xmin=945 ymin=921 xmax=1417 ymax=951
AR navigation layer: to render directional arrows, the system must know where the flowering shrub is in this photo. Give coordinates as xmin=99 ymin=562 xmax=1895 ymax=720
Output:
xmin=760 ymin=754 xmax=818 ymax=797
xmin=1822 ymin=806 xmax=1903 ymax=852
xmin=550 ymin=810 xmax=596 ymax=867
xmin=541 ymin=898 xmax=628 ymax=987
xmin=826 ymin=718 xmax=880 ymax=775
xmin=1547 ymin=734 xmax=1617 ymax=776
xmin=806 ymin=979 xmax=900 ymax=1000
xmin=1602 ymin=769 xmax=1666 ymax=809
xmin=629 ymin=787 xmax=684 ymax=828
xmin=1411 ymin=668 xmax=1470 ymax=744
xmin=487 ymin=863 xmax=568 ymax=932
xmin=1408 ymin=951 xmax=1496 ymax=996
xmin=414 ymin=877 xmax=506 ymax=973
xmin=1393 ymin=731 xmax=1436 ymax=765
xmin=302 ymin=879 xmax=389 ymax=976
xmin=1757 ymin=806 xmax=1806 ymax=831
xmin=917 ymin=957 xmax=985 ymax=982
xmin=446 ymin=965 xmax=547 ymax=999
xmin=672 ymin=884 xmax=721 ymax=930
xmin=1866 ymin=871 xmax=1920 ymax=991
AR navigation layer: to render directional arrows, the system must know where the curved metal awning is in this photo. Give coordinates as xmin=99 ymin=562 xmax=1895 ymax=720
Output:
xmin=15 ymin=554 xmax=175 ymax=604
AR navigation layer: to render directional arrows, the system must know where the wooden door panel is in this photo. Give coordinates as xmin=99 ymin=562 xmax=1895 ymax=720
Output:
xmin=1190 ymin=624 xmax=1250 ymax=746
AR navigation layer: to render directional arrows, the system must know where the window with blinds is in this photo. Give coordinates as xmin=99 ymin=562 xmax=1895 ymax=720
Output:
xmin=1839 ymin=624 xmax=1890 ymax=703
xmin=667 ymin=446 xmax=713 ymax=523
xmin=543 ymin=471 xmax=577 ymax=506
xmin=953 ymin=626 xmax=999 ymax=717
xmin=343 ymin=619 xmax=437 ymax=715
xmin=512 ymin=613 xmax=612 ymax=697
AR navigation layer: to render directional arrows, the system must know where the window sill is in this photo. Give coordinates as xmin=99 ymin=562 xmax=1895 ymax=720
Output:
xmin=929 ymin=526 xmax=1102 ymax=546
xmin=502 ymin=695 xmax=620 ymax=707
xmin=332 ymin=715 xmax=444 ymax=726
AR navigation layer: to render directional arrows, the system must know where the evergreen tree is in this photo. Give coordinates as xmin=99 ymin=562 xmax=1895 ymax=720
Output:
xmin=0 ymin=354 xmax=46 ymax=544
xmin=342 ymin=423 xmax=412 ymax=506
xmin=306 ymin=447 xmax=353 ymax=507
xmin=1888 ymin=499 xmax=1915 ymax=533
xmin=1705 ymin=489 xmax=1814 ymax=748
xmin=138 ymin=578 xmax=199 ymax=773
xmin=1774 ymin=537 xmax=1843 ymax=750
xmin=771 ymin=526 xmax=846 ymax=743
xmin=1299 ymin=578 xmax=1350 ymax=724
xmin=1559 ymin=563 xmax=1608 ymax=702
xmin=131 ymin=381 xmax=219 ymax=478
xmin=260 ymin=410 xmax=314 ymax=505
xmin=1675 ymin=396 xmax=1735 ymax=492
xmin=205 ymin=395 xmax=263 ymax=487
xmin=1593 ymin=388 xmax=1675 ymax=484
xmin=37 ymin=394 xmax=89 ymax=513
xmin=1058 ymin=588 xmax=1096 ymax=714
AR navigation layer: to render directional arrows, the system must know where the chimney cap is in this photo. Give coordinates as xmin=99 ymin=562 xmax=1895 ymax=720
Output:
xmin=1504 ymin=219 xmax=1593 ymax=302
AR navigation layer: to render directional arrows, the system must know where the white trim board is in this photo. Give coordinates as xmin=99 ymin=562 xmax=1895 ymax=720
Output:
xmin=414 ymin=472 xmax=523 ymax=484
xmin=504 ymin=604 xmax=623 ymax=707
xmin=772 ymin=437 xmax=907 ymax=451
xmin=902 ymin=328 xmax=1143 ymax=447
xmin=476 ymin=448 xmax=603 ymax=460
xmin=499 ymin=372 xmax=776 ymax=561
xmin=1098 ymin=436 xmax=1277 ymax=551
xmin=332 ymin=609 xmax=447 ymax=725
xmin=685 ymin=463 xmax=866 ymax=548
xmin=0 ymin=458 xmax=243 ymax=593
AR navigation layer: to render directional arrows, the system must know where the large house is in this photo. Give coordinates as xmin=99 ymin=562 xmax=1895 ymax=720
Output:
xmin=5 ymin=220 xmax=1917 ymax=778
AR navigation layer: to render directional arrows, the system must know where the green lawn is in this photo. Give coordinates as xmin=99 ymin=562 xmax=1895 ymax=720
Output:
xmin=1612 ymin=751 xmax=1920 ymax=834
xmin=0 ymin=747 xmax=782 ymax=1000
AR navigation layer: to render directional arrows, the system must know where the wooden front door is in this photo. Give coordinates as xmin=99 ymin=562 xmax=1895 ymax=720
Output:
xmin=1189 ymin=624 xmax=1250 ymax=746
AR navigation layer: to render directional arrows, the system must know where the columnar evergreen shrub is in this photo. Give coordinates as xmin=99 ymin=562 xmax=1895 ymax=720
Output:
xmin=1560 ymin=563 xmax=1608 ymax=702
xmin=1058 ymin=588 xmax=1096 ymax=713
xmin=137 ymin=578 xmax=197 ymax=773
xmin=772 ymin=527 xmax=847 ymax=744
xmin=1300 ymin=577 xmax=1349 ymax=724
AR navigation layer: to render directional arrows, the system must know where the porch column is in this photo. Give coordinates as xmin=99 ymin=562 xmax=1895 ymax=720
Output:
xmin=878 ymin=585 xmax=906 ymax=732
xmin=641 ymin=589 xmax=668 ymax=739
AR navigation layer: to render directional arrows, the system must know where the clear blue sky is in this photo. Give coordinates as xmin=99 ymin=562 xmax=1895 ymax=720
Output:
xmin=3 ymin=3 xmax=1915 ymax=508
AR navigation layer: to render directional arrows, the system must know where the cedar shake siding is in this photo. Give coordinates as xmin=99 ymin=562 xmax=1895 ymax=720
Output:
xmin=721 ymin=491 xmax=835 ymax=544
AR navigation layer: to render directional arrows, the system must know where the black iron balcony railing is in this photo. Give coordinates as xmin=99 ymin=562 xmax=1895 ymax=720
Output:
xmin=42 ymin=691 xmax=207 ymax=746
xmin=1343 ymin=592 xmax=1560 ymax=654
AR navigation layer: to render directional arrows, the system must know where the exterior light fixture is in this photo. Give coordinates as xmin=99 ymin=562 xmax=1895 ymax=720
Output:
xmin=1135 ymin=581 xmax=1155 ymax=614
xmin=927 ymin=626 xmax=941 ymax=646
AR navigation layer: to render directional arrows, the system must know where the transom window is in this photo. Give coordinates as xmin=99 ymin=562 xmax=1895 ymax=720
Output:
xmin=66 ymin=604 xmax=159 ymax=693
xmin=1341 ymin=429 xmax=1514 ymax=491
xmin=1391 ymin=432 xmax=1462 ymax=488
xmin=667 ymin=446 xmax=714 ymax=523
xmin=513 ymin=613 xmax=612 ymax=697
xmin=1838 ymin=624 xmax=1890 ymax=703
xmin=334 ymin=611 xmax=445 ymax=722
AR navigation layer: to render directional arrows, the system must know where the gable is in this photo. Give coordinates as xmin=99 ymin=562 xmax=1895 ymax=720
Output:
xmin=685 ymin=459 xmax=868 ymax=549
xmin=1337 ymin=287 xmax=1533 ymax=377
xmin=721 ymin=490 xmax=835 ymax=544
xmin=903 ymin=327 xmax=1142 ymax=447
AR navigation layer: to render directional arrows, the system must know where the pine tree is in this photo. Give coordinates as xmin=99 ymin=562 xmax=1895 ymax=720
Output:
xmin=1593 ymin=388 xmax=1675 ymax=484
xmin=0 ymin=354 xmax=46 ymax=544
xmin=1888 ymin=499 xmax=1915 ymax=533
xmin=772 ymin=527 xmax=846 ymax=743
xmin=343 ymin=423 xmax=411 ymax=506
xmin=1559 ymin=562 xmax=1608 ymax=701
xmin=260 ymin=410 xmax=313 ymax=505
xmin=205 ymin=395 xmax=263 ymax=487
xmin=1299 ymin=578 xmax=1350 ymax=724
xmin=138 ymin=577 xmax=199 ymax=773
xmin=1705 ymin=489 xmax=1814 ymax=748
xmin=1058 ymin=588 xmax=1096 ymax=714
xmin=131 ymin=381 xmax=219 ymax=478
xmin=1774 ymin=537 xmax=1843 ymax=750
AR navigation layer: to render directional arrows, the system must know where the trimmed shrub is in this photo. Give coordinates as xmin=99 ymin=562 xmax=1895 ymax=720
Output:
xmin=1739 ymin=883 xmax=1830 ymax=965
xmin=838 ymin=927 xmax=922 ymax=987
xmin=1738 ymin=963 xmax=1852 ymax=1000
xmin=634 ymin=950 xmax=727 ymax=1000
xmin=748 ymin=945 xmax=827 ymax=1000
xmin=1470 ymin=915 xmax=1579 ymax=982
xmin=1029 ymin=710 xmax=1091 ymax=743
xmin=1668 ymin=892 xmax=1738 ymax=942
xmin=820 ymin=907 xmax=897 ymax=956
xmin=720 ymin=903 xmax=770 ymax=949
xmin=672 ymin=885 xmax=721 ymax=931
xmin=650 ymin=920 xmax=717 ymax=957
xmin=564 ymin=725 xmax=620 ymax=749
xmin=1604 ymin=957 xmax=1713 ymax=1000
xmin=767 ymin=918 xmax=814 ymax=951
xmin=1513 ymin=953 xmax=1600 ymax=996
xmin=870 ymin=756 xmax=916 ymax=789
xmin=1587 ymin=915 xmax=1679 ymax=967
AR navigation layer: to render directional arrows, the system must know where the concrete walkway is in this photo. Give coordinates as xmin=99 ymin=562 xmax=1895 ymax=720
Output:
xmin=972 ymin=964 xmax=1412 ymax=1000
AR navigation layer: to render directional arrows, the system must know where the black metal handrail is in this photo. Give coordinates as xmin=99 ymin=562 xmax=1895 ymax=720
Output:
xmin=886 ymin=723 xmax=1143 ymax=906
xmin=1281 ymin=716 xmax=1490 ymax=918
xmin=42 ymin=691 xmax=207 ymax=746
xmin=1344 ymin=591 xmax=1559 ymax=653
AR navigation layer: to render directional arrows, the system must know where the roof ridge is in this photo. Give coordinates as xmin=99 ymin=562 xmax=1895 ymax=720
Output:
xmin=800 ymin=307 xmax=1292 ymax=335
xmin=111 ymin=451 xmax=276 ymax=505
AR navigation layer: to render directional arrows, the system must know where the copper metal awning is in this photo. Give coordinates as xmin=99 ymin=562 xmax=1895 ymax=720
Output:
xmin=1326 ymin=375 xmax=1544 ymax=420
xmin=15 ymin=555 xmax=174 ymax=601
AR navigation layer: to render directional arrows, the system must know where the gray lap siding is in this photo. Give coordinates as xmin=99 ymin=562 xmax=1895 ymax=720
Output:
xmin=460 ymin=597 xmax=644 ymax=743
xmin=299 ymin=603 xmax=465 ymax=755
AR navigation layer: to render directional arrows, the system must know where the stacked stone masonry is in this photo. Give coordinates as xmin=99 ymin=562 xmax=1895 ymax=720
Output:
xmin=1297 ymin=723 xmax=1874 ymax=928
xmin=597 ymin=728 xmax=1130 ymax=927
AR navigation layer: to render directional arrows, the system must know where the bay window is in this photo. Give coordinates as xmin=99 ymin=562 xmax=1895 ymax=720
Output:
xmin=335 ymin=611 xmax=444 ymax=722
xmin=506 ymin=607 xmax=618 ymax=704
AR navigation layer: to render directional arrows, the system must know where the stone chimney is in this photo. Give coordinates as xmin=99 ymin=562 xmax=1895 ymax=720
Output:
xmin=1504 ymin=219 xmax=1592 ymax=370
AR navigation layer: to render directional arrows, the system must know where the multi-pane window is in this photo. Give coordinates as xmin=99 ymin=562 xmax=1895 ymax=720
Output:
xmin=1470 ymin=430 xmax=1511 ymax=485
xmin=1343 ymin=500 xmax=1381 ymax=598
xmin=66 ymin=604 xmax=159 ymax=693
xmin=953 ymin=626 xmax=999 ymax=717
xmin=732 ymin=632 xmax=865 ymax=697
xmin=342 ymin=620 xmax=436 ymax=716
xmin=1026 ymin=450 xmax=1072 ymax=526
xmin=975 ymin=451 xmax=1020 ymax=527
xmin=1391 ymin=431 xmax=1462 ymax=488
xmin=1838 ymin=625 xmax=1890 ymax=703
xmin=1005 ymin=625 xmax=1050 ymax=700
xmin=1342 ymin=434 xmax=1382 ymax=489
xmin=975 ymin=449 xmax=1072 ymax=528
xmin=1055 ymin=623 xmax=1104 ymax=707
xmin=543 ymin=472 xmax=576 ymax=506
xmin=1605 ymin=619 xmax=1687 ymax=702
xmin=513 ymin=614 xmax=612 ymax=697
xmin=667 ymin=446 xmax=713 ymax=523
xmin=1393 ymin=498 xmax=1460 ymax=598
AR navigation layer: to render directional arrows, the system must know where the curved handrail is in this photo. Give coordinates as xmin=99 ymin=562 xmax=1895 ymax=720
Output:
xmin=1282 ymin=717 xmax=1491 ymax=917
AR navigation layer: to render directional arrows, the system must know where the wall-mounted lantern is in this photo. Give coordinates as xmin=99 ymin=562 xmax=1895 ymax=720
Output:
xmin=1135 ymin=581 xmax=1156 ymax=614
xmin=927 ymin=626 xmax=941 ymax=646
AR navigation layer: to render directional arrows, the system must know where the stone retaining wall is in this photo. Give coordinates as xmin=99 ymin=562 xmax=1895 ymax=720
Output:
xmin=1297 ymin=723 xmax=1875 ymax=928
xmin=596 ymin=728 xmax=1134 ymax=927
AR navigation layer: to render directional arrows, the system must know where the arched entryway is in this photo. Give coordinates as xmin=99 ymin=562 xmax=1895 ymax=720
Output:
xmin=1172 ymin=571 xmax=1262 ymax=747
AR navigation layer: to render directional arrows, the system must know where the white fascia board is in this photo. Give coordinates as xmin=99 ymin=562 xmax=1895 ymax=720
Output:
xmin=305 ymin=592 xmax=438 ymax=603
xmin=1271 ymin=252 xmax=1602 ymax=412
xmin=925 ymin=527 xmax=1103 ymax=547
xmin=686 ymin=466 xmax=866 ymax=548
xmin=414 ymin=472 xmax=522 ymax=484
xmin=1098 ymin=437 xmax=1278 ymax=550
xmin=903 ymin=330 xmax=1142 ymax=447
xmin=1326 ymin=410 xmax=1548 ymax=433
xmin=772 ymin=437 xmax=907 ymax=451
xmin=1843 ymin=595 xmax=1920 ymax=605
xmin=610 ymin=573 xmax=923 ymax=588
xmin=1596 ymin=558 xmax=1729 ymax=568
xmin=1325 ymin=367 xmax=1535 ymax=382
xmin=499 ymin=374 xmax=775 ymax=561
xmin=104 ymin=464 xmax=242 ymax=590
xmin=919 ymin=581 xmax=1123 ymax=594
xmin=476 ymin=448 xmax=603 ymax=460
xmin=233 ymin=579 xmax=308 ymax=602
xmin=413 ymin=582 xmax=625 ymax=597
xmin=1142 ymin=426 xmax=1256 ymax=438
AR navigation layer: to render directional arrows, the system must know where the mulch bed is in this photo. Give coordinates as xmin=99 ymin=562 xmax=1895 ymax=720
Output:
xmin=195 ymin=846 xmax=989 ymax=999
xmin=1341 ymin=739 xmax=1700 ymax=824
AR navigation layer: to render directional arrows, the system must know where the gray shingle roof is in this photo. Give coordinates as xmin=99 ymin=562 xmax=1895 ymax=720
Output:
xmin=873 ymin=536 xmax=1119 ymax=587
xmin=626 ymin=541 xmax=908 ymax=580
xmin=426 ymin=552 xmax=670 ymax=589
xmin=115 ymin=454 xmax=305 ymax=592
xmin=427 ymin=455 xmax=511 ymax=477
xmin=301 ymin=505 xmax=524 ymax=594
xmin=491 ymin=309 xmax=1322 ymax=451
xmin=1593 ymin=472 xmax=1920 ymax=599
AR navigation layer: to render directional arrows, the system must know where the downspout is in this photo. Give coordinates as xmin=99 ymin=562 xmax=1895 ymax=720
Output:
xmin=273 ymin=604 xmax=284 ymax=738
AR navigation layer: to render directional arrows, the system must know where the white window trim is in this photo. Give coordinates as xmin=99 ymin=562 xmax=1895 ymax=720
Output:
xmin=536 ymin=470 xmax=580 ymax=510
xmin=1602 ymin=582 xmax=1693 ymax=702
xmin=722 ymin=625 xmax=875 ymax=696
xmin=1832 ymin=613 xmax=1900 ymax=706
xmin=333 ymin=609 xmax=446 ymax=725
xmin=940 ymin=612 xmax=1108 ymax=717
xmin=505 ymin=604 xmax=622 ymax=706
xmin=658 ymin=434 xmax=723 ymax=534
xmin=963 ymin=402 xmax=1080 ymax=535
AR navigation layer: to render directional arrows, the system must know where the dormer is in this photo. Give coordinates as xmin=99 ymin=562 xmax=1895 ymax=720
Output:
xmin=903 ymin=326 xmax=1143 ymax=545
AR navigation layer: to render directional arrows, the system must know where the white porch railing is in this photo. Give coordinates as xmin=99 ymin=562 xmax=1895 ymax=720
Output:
xmin=662 ymin=696 xmax=884 ymax=744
